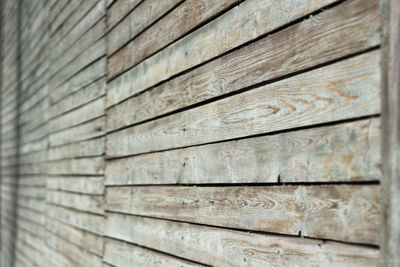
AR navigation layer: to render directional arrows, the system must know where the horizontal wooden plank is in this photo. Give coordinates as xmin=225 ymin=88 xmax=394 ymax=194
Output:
xmin=106 ymin=51 xmax=380 ymax=157
xmin=50 ymin=57 xmax=106 ymax=104
xmin=49 ymin=116 xmax=104 ymax=147
xmin=48 ymin=137 xmax=104 ymax=161
xmin=103 ymin=238 xmax=204 ymax=267
xmin=107 ymin=0 xmax=380 ymax=130
xmin=47 ymin=190 xmax=103 ymax=214
xmin=107 ymin=184 xmax=380 ymax=244
xmin=47 ymin=204 xmax=103 ymax=235
xmin=47 ymin=157 xmax=104 ymax=175
xmin=107 ymin=0 xmax=182 ymax=55
xmin=46 ymin=218 xmax=103 ymax=256
xmin=49 ymin=77 xmax=106 ymax=119
xmin=49 ymin=96 xmax=105 ymax=133
xmin=105 ymin=118 xmax=380 ymax=185
xmin=47 ymin=176 xmax=104 ymax=195
xmin=106 ymin=0 xmax=142 ymax=31
xmin=108 ymin=0 xmax=237 ymax=69
xmin=45 ymin=230 xmax=103 ymax=267
xmin=106 ymin=0 xmax=339 ymax=104
xmin=48 ymin=17 xmax=106 ymax=88
xmin=105 ymin=213 xmax=379 ymax=266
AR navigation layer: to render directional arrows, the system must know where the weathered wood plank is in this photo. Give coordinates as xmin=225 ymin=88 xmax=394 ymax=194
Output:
xmin=48 ymin=137 xmax=104 ymax=161
xmin=103 ymin=238 xmax=205 ymax=267
xmin=380 ymin=0 xmax=400 ymax=265
xmin=106 ymin=51 xmax=380 ymax=157
xmin=47 ymin=176 xmax=103 ymax=195
xmin=107 ymin=0 xmax=380 ymax=130
xmin=50 ymin=57 xmax=106 ymax=104
xmin=105 ymin=118 xmax=380 ymax=185
xmin=49 ymin=77 xmax=106 ymax=119
xmin=105 ymin=213 xmax=379 ymax=266
xmin=107 ymin=0 xmax=142 ymax=31
xmin=49 ymin=116 xmax=104 ymax=147
xmin=107 ymin=0 xmax=182 ymax=55
xmin=47 ymin=157 xmax=104 ymax=175
xmin=45 ymin=230 xmax=103 ymax=267
xmin=49 ymin=96 xmax=105 ymax=133
xmin=106 ymin=0 xmax=340 ymax=102
xmin=48 ymin=18 xmax=106 ymax=87
xmin=46 ymin=218 xmax=103 ymax=256
xmin=106 ymin=184 xmax=380 ymax=244
xmin=47 ymin=204 xmax=103 ymax=235
xmin=47 ymin=190 xmax=103 ymax=215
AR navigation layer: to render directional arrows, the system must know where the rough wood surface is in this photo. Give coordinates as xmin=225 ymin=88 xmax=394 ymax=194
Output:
xmin=108 ymin=0 xmax=239 ymax=70
xmin=47 ymin=176 xmax=104 ymax=195
xmin=47 ymin=157 xmax=104 ymax=175
xmin=107 ymin=0 xmax=142 ymax=31
xmin=47 ymin=190 xmax=103 ymax=214
xmin=105 ymin=213 xmax=379 ymax=267
xmin=107 ymin=0 xmax=380 ymax=130
xmin=48 ymin=137 xmax=104 ymax=161
xmin=107 ymin=0 xmax=182 ymax=55
xmin=49 ymin=116 xmax=105 ymax=147
xmin=103 ymin=238 xmax=205 ymax=267
xmin=46 ymin=219 xmax=103 ymax=256
xmin=106 ymin=51 xmax=380 ymax=157
xmin=106 ymin=184 xmax=380 ymax=244
xmin=105 ymin=118 xmax=381 ymax=185
xmin=106 ymin=0 xmax=339 ymax=104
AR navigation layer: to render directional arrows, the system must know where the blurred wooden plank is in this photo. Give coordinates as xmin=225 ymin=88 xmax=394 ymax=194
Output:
xmin=106 ymin=51 xmax=380 ymax=157
xmin=47 ymin=157 xmax=104 ymax=175
xmin=107 ymin=0 xmax=380 ymax=130
xmin=107 ymin=0 xmax=182 ymax=55
xmin=48 ymin=190 xmax=103 ymax=214
xmin=107 ymin=0 xmax=142 ymax=31
xmin=48 ymin=137 xmax=104 ymax=161
xmin=103 ymin=238 xmax=205 ymax=267
xmin=47 ymin=176 xmax=104 ymax=195
xmin=49 ymin=117 xmax=104 ymax=147
xmin=105 ymin=213 xmax=379 ymax=266
xmin=107 ymin=184 xmax=380 ymax=244
xmin=381 ymin=0 xmax=400 ymax=265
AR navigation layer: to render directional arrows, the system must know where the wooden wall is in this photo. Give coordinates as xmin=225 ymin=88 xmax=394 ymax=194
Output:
xmin=0 ymin=0 xmax=384 ymax=266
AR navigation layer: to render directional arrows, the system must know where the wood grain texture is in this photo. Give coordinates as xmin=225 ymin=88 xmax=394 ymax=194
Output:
xmin=107 ymin=0 xmax=182 ymax=55
xmin=106 ymin=184 xmax=379 ymax=244
xmin=50 ymin=57 xmax=106 ymax=104
xmin=46 ymin=219 xmax=103 ymax=256
xmin=103 ymin=238 xmax=205 ymax=267
xmin=105 ymin=213 xmax=379 ymax=266
xmin=49 ymin=77 xmax=106 ymax=119
xmin=47 ymin=157 xmax=104 ymax=175
xmin=48 ymin=137 xmax=104 ymax=161
xmin=106 ymin=51 xmax=380 ymax=157
xmin=49 ymin=116 xmax=105 ymax=147
xmin=47 ymin=204 xmax=104 ymax=235
xmin=106 ymin=0 xmax=339 ymax=105
xmin=105 ymin=118 xmax=381 ymax=185
xmin=107 ymin=0 xmax=142 ymax=31
xmin=108 ymin=0 xmax=239 ymax=71
xmin=380 ymin=0 xmax=400 ymax=265
xmin=49 ymin=96 xmax=105 ymax=133
xmin=107 ymin=0 xmax=380 ymax=130
xmin=47 ymin=190 xmax=103 ymax=214
xmin=47 ymin=176 xmax=104 ymax=195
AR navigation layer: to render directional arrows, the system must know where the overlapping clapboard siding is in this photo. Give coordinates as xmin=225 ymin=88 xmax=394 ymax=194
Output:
xmin=103 ymin=0 xmax=381 ymax=266
xmin=0 ymin=0 xmax=383 ymax=266
xmin=0 ymin=0 xmax=52 ymax=266
xmin=45 ymin=0 xmax=106 ymax=265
